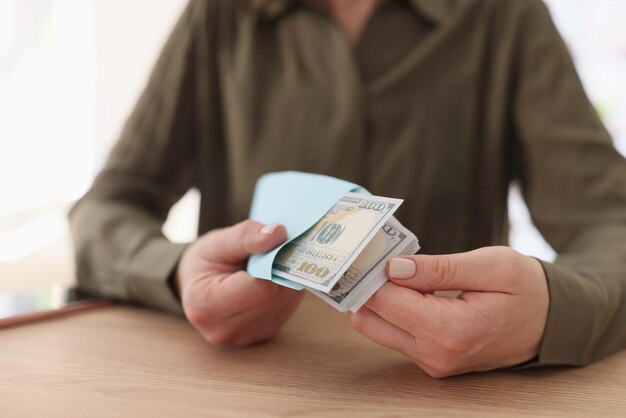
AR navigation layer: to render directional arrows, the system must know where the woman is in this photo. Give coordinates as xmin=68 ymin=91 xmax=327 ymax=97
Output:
xmin=70 ymin=0 xmax=626 ymax=377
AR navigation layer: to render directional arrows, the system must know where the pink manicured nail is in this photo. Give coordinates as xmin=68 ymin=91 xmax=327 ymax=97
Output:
xmin=260 ymin=223 xmax=280 ymax=235
xmin=388 ymin=258 xmax=416 ymax=279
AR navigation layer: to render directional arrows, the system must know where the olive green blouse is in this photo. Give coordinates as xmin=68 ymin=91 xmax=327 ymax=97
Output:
xmin=69 ymin=0 xmax=626 ymax=366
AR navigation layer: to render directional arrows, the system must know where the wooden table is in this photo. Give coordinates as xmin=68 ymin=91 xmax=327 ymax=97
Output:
xmin=1 ymin=294 xmax=625 ymax=417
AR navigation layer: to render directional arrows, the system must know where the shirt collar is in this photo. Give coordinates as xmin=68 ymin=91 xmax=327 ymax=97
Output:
xmin=257 ymin=0 xmax=446 ymax=26
xmin=408 ymin=0 xmax=447 ymax=25
xmin=255 ymin=0 xmax=297 ymax=20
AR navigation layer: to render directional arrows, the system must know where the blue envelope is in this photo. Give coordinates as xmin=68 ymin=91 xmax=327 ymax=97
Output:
xmin=246 ymin=171 xmax=369 ymax=289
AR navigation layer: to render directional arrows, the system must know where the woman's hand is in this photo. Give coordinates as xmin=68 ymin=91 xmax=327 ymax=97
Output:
xmin=349 ymin=246 xmax=549 ymax=377
xmin=177 ymin=220 xmax=303 ymax=347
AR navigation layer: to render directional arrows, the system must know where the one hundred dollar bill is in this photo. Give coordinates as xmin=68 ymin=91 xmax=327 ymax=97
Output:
xmin=346 ymin=237 xmax=420 ymax=312
xmin=272 ymin=192 xmax=402 ymax=292
xmin=313 ymin=217 xmax=419 ymax=312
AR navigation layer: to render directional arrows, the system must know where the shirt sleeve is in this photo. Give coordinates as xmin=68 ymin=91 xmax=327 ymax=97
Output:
xmin=511 ymin=0 xmax=626 ymax=365
xmin=68 ymin=0 xmax=213 ymax=315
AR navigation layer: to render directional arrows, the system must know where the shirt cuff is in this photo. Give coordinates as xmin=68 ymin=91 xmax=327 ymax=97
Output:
xmin=535 ymin=260 xmax=596 ymax=366
xmin=123 ymin=238 xmax=189 ymax=315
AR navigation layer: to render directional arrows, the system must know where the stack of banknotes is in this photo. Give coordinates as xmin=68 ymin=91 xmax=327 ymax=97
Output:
xmin=272 ymin=193 xmax=420 ymax=312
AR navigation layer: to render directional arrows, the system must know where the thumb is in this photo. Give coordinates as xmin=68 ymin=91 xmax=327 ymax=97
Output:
xmin=202 ymin=219 xmax=288 ymax=264
xmin=385 ymin=247 xmax=521 ymax=293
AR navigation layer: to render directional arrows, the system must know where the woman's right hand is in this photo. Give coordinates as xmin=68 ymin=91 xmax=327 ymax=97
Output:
xmin=176 ymin=220 xmax=303 ymax=347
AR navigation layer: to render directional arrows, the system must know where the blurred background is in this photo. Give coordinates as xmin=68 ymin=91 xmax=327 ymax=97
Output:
xmin=1 ymin=0 xmax=625 ymax=291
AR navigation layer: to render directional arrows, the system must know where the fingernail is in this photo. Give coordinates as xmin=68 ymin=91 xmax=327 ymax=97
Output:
xmin=388 ymin=258 xmax=416 ymax=279
xmin=260 ymin=223 xmax=280 ymax=235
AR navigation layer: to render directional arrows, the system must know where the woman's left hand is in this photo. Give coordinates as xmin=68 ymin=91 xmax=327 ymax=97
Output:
xmin=349 ymin=246 xmax=549 ymax=378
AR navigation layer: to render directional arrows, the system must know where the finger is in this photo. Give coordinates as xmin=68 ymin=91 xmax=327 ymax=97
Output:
xmin=195 ymin=297 xmax=285 ymax=347
xmin=211 ymin=297 xmax=286 ymax=346
xmin=206 ymin=282 xmax=302 ymax=346
xmin=386 ymin=246 xmax=521 ymax=293
xmin=224 ymin=282 xmax=302 ymax=327
xmin=189 ymin=274 xmax=300 ymax=343
xmin=204 ymin=220 xmax=288 ymax=264
xmin=219 ymin=270 xmax=299 ymax=311
xmin=350 ymin=308 xmax=439 ymax=377
xmin=231 ymin=292 xmax=303 ymax=347
xmin=349 ymin=307 xmax=416 ymax=357
xmin=365 ymin=282 xmax=466 ymax=337
xmin=189 ymin=270 xmax=290 ymax=317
